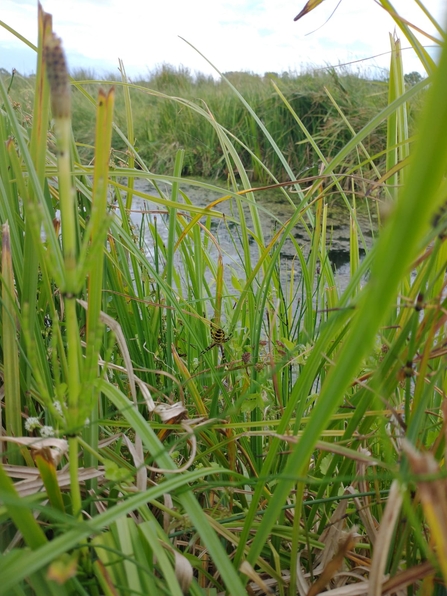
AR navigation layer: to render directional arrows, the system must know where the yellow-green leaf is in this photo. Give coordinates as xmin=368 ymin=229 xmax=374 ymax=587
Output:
xmin=34 ymin=448 xmax=65 ymax=513
xmin=294 ymin=0 xmax=326 ymax=22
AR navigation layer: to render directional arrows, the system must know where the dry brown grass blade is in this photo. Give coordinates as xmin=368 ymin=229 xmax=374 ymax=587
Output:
xmin=345 ymin=486 xmax=378 ymax=547
xmin=173 ymin=549 xmax=193 ymax=595
xmin=77 ymin=299 xmax=137 ymax=404
xmin=296 ymin=551 xmax=311 ymax=595
xmin=402 ymin=440 xmax=447 ymax=585
xmin=271 ymin=433 xmax=381 ymax=466
xmin=381 ymin=560 xmax=436 ymax=594
xmin=308 ymin=531 xmax=359 ymax=596
xmin=121 ymin=433 xmax=146 ymax=491
xmin=349 ymin=449 xmax=379 ymax=546
xmin=312 ymin=583 xmax=371 ymax=595
xmin=314 ymin=493 xmax=349 ymax=570
xmin=239 ymin=561 xmax=276 ymax=595
xmin=3 ymin=465 xmax=104 ymax=497
xmin=0 ymin=436 xmax=68 ymax=466
xmin=368 ymin=479 xmax=403 ymax=596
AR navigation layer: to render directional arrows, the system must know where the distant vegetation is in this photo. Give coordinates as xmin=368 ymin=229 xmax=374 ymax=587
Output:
xmin=4 ymin=63 xmax=424 ymax=181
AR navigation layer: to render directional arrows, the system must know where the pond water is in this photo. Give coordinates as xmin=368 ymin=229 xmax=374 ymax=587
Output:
xmin=127 ymin=178 xmax=377 ymax=294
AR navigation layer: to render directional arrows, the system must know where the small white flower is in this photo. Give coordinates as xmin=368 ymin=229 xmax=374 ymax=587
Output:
xmin=53 ymin=400 xmax=64 ymax=416
xmin=40 ymin=425 xmax=55 ymax=438
xmin=25 ymin=417 xmax=41 ymax=431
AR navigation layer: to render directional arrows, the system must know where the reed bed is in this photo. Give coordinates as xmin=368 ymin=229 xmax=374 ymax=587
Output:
xmin=0 ymin=2 xmax=447 ymax=595
xmin=7 ymin=61 xmax=424 ymax=182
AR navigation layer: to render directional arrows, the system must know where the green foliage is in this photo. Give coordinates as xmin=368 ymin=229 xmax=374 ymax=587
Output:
xmin=7 ymin=62 xmax=425 ymax=182
xmin=1 ymin=2 xmax=447 ymax=595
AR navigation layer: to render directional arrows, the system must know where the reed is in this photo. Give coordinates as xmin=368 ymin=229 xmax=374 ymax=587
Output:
xmin=7 ymin=61 xmax=426 ymax=182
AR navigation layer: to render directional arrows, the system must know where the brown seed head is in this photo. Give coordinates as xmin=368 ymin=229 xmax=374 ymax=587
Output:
xmin=242 ymin=352 xmax=251 ymax=364
xmin=44 ymin=33 xmax=71 ymax=118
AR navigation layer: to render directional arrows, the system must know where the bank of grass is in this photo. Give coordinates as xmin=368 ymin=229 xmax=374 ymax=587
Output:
xmin=6 ymin=61 xmax=424 ymax=182
xmin=1 ymin=2 xmax=447 ymax=595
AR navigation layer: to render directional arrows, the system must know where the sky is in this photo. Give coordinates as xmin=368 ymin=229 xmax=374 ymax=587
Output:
xmin=0 ymin=0 xmax=446 ymax=80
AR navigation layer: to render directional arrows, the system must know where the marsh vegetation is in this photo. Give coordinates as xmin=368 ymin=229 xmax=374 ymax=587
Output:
xmin=1 ymin=2 xmax=447 ymax=595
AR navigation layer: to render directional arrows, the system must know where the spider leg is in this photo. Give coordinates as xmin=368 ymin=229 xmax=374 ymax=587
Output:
xmin=219 ymin=343 xmax=227 ymax=363
xmin=201 ymin=342 xmax=217 ymax=355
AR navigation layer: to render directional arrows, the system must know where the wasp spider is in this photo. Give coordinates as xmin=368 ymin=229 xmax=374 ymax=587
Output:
xmin=201 ymin=323 xmax=232 ymax=354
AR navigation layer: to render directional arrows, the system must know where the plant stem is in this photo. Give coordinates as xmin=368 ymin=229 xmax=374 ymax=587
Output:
xmin=45 ymin=31 xmax=83 ymax=514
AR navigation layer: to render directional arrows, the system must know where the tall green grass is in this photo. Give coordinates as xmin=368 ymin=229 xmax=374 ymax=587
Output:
xmin=1 ymin=2 xmax=447 ymax=595
xmin=6 ymin=61 xmax=425 ymax=182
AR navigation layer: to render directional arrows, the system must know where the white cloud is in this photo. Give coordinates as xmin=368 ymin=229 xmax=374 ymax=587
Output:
xmin=1 ymin=0 xmax=445 ymax=77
